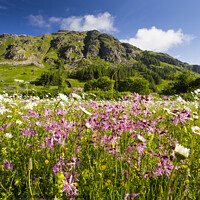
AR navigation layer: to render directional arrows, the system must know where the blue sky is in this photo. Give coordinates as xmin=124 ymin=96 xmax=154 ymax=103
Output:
xmin=0 ymin=0 xmax=200 ymax=65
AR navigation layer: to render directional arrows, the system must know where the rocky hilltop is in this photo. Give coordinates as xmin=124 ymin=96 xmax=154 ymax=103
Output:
xmin=0 ymin=30 xmax=199 ymax=72
xmin=0 ymin=30 xmax=139 ymax=68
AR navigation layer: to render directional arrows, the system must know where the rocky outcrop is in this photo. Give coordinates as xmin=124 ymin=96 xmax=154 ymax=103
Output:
xmin=5 ymin=49 xmax=28 ymax=60
xmin=0 ymin=30 xmax=194 ymax=72
xmin=150 ymin=53 xmax=188 ymax=68
xmin=83 ymin=30 xmax=100 ymax=58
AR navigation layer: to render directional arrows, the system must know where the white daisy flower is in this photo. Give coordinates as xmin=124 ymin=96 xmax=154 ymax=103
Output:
xmin=58 ymin=93 xmax=68 ymax=102
xmin=79 ymin=106 xmax=92 ymax=116
xmin=16 ymin=120 xmax=22 ymax=125
xmin=85 ymin=122 xmax=92 ymax=129
xmin=5 ymin=133 xmax=13 ymax=138
xmin=191 ymin=126 xmax=200 ymax=135
xmin=175 ymin=144 xmax=190 ymax=160
xmin=137 ymin=134 xmax=146 ymax=143
xmin=70 ymin=93 xmax=82 ymax=100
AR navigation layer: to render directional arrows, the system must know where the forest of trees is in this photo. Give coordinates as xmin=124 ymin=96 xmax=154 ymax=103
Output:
xmin=34 ymin=52 xmax=200 ymax=95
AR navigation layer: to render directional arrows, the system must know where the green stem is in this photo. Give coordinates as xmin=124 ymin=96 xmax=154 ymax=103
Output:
xmin=165 ymin=159 xmax=178 ymax=200
xmin=190 ymin=136 xmax=194 ymax=172
xmin=28 ymin=170 xmax=33 ymax=198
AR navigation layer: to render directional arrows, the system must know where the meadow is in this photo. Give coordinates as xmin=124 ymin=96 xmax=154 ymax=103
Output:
xmin=0 ymin=85 xmax=200 ymax=199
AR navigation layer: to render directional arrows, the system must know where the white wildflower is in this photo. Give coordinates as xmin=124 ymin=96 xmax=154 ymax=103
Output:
xmin=58 ymin=93 xmax=68 ymax=102
xmin=194 ymin=89 xmax=200 ymax=95
xmin=137 ymin=134 xmax=146 ymax=143
xmin=191 ymin=126 xmax=200 ymax=135
xmin=16 ymin=120 xmax=22 ymax=125
xmin=175 ymin=144 xmax=190 ymax=160
xmin=70 ymin=93 xmax=82 ymax=100
xmin=79 ymin=106 xmax=92 ymax=116
xmin=85 ymin=122 xmax=92 ymax=129
xmin=5 ymin=133 xmax=13 ymax=138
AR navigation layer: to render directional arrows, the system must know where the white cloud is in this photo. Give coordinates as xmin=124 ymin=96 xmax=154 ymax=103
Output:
xmin=28 ymin=12 xmax=117 ymax=32
xmin=49 ymin=17 xmax=62 ymax=23
xmin=120 ymin=26 xmax=193 ymax=52
xmin=60 ymin=12 xmax=117 ymax=32
xmin=28 ymin=14 xmax=50 ymax=28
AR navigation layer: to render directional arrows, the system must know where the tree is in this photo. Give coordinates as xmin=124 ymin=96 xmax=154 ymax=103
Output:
xmin=172 ymin=72 xmax=194 ymax=93
xmin=118 ymin=77 xmax=149 ymax=94
xmin=96 ymin=76 xmax=115 ymax=91
xmin=162 ymin=71 xmax=194 ymax=95
xmin=84 ymin=79 xmax=97 ymax=91
xmin=84 ymin=76 xmax=115 ymax=92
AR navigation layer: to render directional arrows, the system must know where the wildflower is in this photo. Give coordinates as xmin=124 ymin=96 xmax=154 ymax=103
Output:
xmin=137 ymin=134 xmax=146 ymax=143
xmin=122 ymin=182 xmax=127 ymax=187
xmin=5 ymin=133 xmax=13 ymax=138
xmin=70 ymin=93 xmax=82 ymax=100
xmin=27 ymin=144 xmax=33 ymax=149
xmin=101 ymin=165 xmax=106 ymax=170
xmin=85 ymin=122 xmax=92 ymax=128
xmin=14 ymin=79 xmax=24 ymax=83
xmin=175 ymin=144 xmax=190 ymax=160
xmin=75 ymin=182 xmax=78 ymax=187
xmin=124 ymin=193 xmax=140 ymax=200
xmin=28 ymin=158 xmax=32 ymax=170
xmin=107 ymin=180 xmax=111 ymax=184
xmin=58 ymin=93 xmax=68 ymax=102
xmin=45 ymin=160 xmax=49 ymax=164
xmin=79 ymin=106 xmax=92 ymax=116
xmin=194 ymin=89 xmax=200 ymax=95
xmin=14 ymin=179 xmax=20 ymax=186
xmin=191 ymin=126 xmax=200 ymax=135
xmin=78 ymin=87 xmax=83 ymax=92
xmin=3 ymin=160 xmax=14 ymax=171
xmin=16 ymin=120 xmax=22 ymax=125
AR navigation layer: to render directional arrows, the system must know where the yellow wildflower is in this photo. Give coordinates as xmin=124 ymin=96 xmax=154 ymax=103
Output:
xmin=75 ymin=183 xmax=78 ymax=187
xmin=45 ymin=160 xmax=49 ymax=164
xmin=101 ymin=165 xmax=106 ymax=170
xmin=107 ymin=180 xmax=111 ymax=184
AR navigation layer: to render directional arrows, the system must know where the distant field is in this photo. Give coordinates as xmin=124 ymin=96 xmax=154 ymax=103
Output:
xmin=0 ymin=64 xmax=49 ymax=90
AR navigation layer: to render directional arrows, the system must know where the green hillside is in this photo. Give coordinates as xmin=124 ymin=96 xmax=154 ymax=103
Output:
xmin=0 ymin=30 xmax=200 ymax=95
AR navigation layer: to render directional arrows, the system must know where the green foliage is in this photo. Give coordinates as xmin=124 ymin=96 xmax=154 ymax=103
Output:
xmin=118 ymin=77 xmax=150 ymax=94
xmin=141 ymin=51 xmax=161 ymax=66
xmin=84 ymin=79 xmax=97 ymax=91
xmin=162 ymin=71 xmax=194 ymax=95
xmin=96 ymin=76 xmax=115 ymax=91
xmin=77 ymin=59 xmax=91 ymax=67
xmin=84 ymin=76 xmax=115 ymax=92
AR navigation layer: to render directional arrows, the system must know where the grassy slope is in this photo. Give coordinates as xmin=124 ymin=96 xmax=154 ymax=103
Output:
xmin=0 ymin=64 xmax=50 ymax=90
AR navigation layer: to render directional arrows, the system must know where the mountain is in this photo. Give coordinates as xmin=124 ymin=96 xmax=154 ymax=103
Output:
xmin=0 ymin=30 xmax=200 ymax=93
xmin=0 ymin=30 xmax=198 ymax=69
xmin=0 ymin=30 xmax=139 ymax=68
